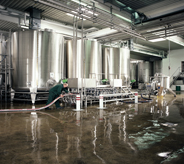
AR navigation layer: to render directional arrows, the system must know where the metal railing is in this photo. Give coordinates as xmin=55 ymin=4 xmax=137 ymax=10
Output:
xmin=170 ymin=67 xmax=181 ymax=87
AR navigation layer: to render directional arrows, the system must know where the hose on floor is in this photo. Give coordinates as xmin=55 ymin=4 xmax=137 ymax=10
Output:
xmin=141 ymin=93 xmax=153 ymax=101
xmin=121 ymin=94 xmax=153 ymax=104
xmin=0 ymin=94 xmax=72 ymax=112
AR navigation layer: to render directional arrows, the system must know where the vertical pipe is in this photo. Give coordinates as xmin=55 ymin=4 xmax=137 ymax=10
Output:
xmin=72 ymin=16 xmax=76 ymax=78
xmin=81 ymin=18 xmax=84 ymax=108
xmin=8 ymin=30 xmax=11 ymax=89
xmin=5 ymin=57 xmax=7 ymax=101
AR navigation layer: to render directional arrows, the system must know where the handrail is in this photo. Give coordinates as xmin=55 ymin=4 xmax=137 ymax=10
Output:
xmin=170 ymin=67 xmax=180 ymax=80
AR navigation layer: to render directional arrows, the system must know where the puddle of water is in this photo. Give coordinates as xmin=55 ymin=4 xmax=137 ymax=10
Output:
xmin=0 ymin=93 xmax=184 ymax=163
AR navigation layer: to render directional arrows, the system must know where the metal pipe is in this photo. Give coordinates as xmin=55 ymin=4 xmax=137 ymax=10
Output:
xmin=8 ymin=30 xmax=11 ymax=89
xmin=5 ymin=57 xmax=7 ymax=101
xmin=36 ymin=0 xmax=145 ymax=40
xmin=81 ymin=17 xmax=84 ymax=108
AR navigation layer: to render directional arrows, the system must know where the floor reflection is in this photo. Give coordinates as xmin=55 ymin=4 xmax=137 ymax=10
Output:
xmin=0 ymin=93 xmax=184 ymax=163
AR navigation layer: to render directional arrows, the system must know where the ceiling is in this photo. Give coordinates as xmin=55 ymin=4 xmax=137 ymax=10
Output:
xmin=1 ymin=0 xmax=184 ymax=56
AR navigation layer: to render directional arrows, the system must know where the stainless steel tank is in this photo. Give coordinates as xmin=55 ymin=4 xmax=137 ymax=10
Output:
xmin=103 ymin=47 xmax=130 ymax=86
xmin=153 ymin=60 xmax=162 ymax=74
xmin=39 ymin=30 xmax=65 ymax=90
xmin=161 ymin=76 xmax=170 ymax=89
xmin=130 ymin=63 xmax=137 ymax=81
xmin=11 ymin=30 xmax=65 ymax=91
xmin=119 ymin=48 xmax=130 ymax=86
xmin=0 ymin=34 xmax=6 ymax=85
xmin=66 ymin=40 xmax=82 ymax=78
xmin=66 ymin=40 xmax=102 ymax=80
xmin=89 ymin=41 xmax=102 ymax=80
xmin=138 ymin=61 xmax=153 ymax=83
xmin=103 ymin=47 xmax=119 ymax=80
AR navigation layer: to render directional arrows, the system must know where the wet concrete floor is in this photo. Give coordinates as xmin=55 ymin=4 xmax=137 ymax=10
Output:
xmin=0 ymin=92 xmax=184 ymax=164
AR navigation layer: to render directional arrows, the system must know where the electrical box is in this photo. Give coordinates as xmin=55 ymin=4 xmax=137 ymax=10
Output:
xmin=110 ymin=79 xmax=122 ymax=87
xmin=68 ymin=78 xmax=96 ymax=88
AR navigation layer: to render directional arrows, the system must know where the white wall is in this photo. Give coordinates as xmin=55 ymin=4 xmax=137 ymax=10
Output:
xmin=162 ymin=48 xmax=184 ymax=90
xmin=162 ymin=48 xmax=184 ymax=76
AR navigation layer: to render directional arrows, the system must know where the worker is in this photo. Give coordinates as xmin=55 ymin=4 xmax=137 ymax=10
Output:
xmin=46 ymin=83 xmax=69 ymax=110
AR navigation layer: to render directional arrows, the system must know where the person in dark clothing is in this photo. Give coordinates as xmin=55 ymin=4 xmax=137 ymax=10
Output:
xmin=46 ymin=83 xmax=69 ymax=109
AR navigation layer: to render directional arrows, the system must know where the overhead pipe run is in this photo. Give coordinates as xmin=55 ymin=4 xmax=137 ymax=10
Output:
xmin=35 ymin=0 xmax=145 ymax=40
xmin=0 ymin=5 xmax=29 ymax=28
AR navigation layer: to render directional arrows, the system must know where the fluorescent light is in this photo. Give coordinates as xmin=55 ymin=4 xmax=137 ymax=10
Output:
xmin=81 ymin=14 xmax=91 ymax=18
xmin=71 ymin=0 xmax=91 ymax=7
xmin=149 ymin=38 xmax=166 ymax=42
xmin=88 ymin=10 xmax=98 ymax=16
xmin=71 ymin=11 xmax=91 ymax=18
xmin=66 ymin=13 xmax=74 ymax=17
xmin=71 ymin=11 xmax=77 ymax=14
xmin=66 ymin=13 xmax=86 ymax=20
xmin=20 ymin=25 xmax=29 ymax=29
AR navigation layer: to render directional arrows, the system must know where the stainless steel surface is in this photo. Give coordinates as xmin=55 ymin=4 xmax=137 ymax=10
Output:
xmin=110 ymin=79 xmax=122 ymax=87
xmin=119 ymin=48 xmax=130 ymax=86
xmin=161 ymin=76 xmax=170 ymax=89
xmin=68 ymin=78 xmax=96 ymax=88
xmin=153 ymin=60 xmax=162 ymax=74
xmin=130 ymin=63 xmax=137 ymax=81
xmin=0 ymin=75 xmax=2 ymax=85
xmin=89 ymin=41 xmax=102 ymax=80
xmin=66 ymin=40 xmax=82 ymax=78
xmin=68 ymin=78 xmax=82 ymax=88
xmin=138 ymin=61 xmax=153 ymax=83
xmin=103 ymin=47 xmax=130 ymax=86
xmin=11 ymin=30 xmax=65 ymax=91
xmin=103 ymin=47 xmax=119 ymax=80
xmin=83 ymin=78 xmax=96 ymax=88
xmin=67 ymin=40 xmax=102 ymax=80
xmin=39 ymin=30 xmax=65 ymax=90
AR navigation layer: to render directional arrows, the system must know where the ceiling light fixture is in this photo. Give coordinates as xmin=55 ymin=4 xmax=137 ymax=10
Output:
xmin=71 ymin=0 xmax=92 ymax=8
xmin=66 ymin=13 xmax=86 ymax=20
xmin=20 ymin=25 xmax=29 ymax=29
xmin=72 ymin=10 xmax=91 ymax=18
xmin=149 ymin=38 xmax=166 ymax=42
xmin=81 ymin=14 xmax=91 ymax=18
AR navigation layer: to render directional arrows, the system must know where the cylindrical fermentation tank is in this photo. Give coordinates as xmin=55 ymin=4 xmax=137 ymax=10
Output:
xmin=130 ymin=63 xmax=137 ymax=81
xmin=153 ymin=60 xmax=162 ymax=74
xmin=11 ymin=30 xmax=65 ymax=91
xmin=0 ymin=34 xmax=6 ymax=85
xmin=66 ymin=40 xmax=82 ymax=78
xmin=103 ymin=47 xmax=130 ymax=86
xmin=138 ymin=61 xmax=153 ymax=83
xmin=89 ymin=40 xmax=102 ymax=80
xmin=103 ymin=47 xmax=119 ymax=80
xmin=66 ymin=40 xmax=102 ymax=80
xmin=119 ymin=48 xmax=130 ymax=86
